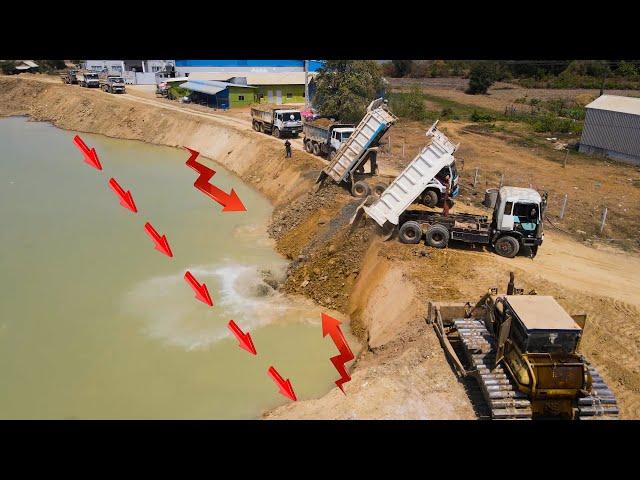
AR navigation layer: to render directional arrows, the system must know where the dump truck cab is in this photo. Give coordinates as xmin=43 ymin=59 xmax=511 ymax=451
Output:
xmin=330 ymin=127 xmax=354 ymax=151
xmin=492 ymin=294 xmax=589 ymax=418
xmin=490 ymin=186 xmax=546 ymax=257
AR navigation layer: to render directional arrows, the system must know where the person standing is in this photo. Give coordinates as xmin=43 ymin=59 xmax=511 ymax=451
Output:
xmin=284 ymin=139 xmax=292 ymax=158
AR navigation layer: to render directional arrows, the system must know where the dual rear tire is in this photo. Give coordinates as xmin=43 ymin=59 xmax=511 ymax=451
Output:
xmin=398 ymin=222 xmax=450 ymax=248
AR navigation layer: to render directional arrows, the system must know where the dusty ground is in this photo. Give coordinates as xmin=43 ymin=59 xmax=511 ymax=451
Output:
xmin=3 ymin=75 xmax=639 ymax=419
xmin=379 ymin=119 xmax=640 ymax=251
xmin=389 ymin=77 xmax=640 ymax=113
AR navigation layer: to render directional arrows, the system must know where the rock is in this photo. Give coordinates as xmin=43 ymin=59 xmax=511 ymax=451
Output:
xmin=328 ymin=244 xmax=337 ymax=254
xmin=301 ymin=280 xmax=309 ymax=287
xmin=298 ymin=255 xmax=306 ymax=262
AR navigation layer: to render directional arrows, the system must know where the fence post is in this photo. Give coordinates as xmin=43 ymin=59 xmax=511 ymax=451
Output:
xmin=499 ymin=173 xmax=504 ymax=188
xmin=473 ymin=168 xmax=479 ymax=188
xmin=599 ymin=207 xmax=608 ymax=234
xmin=388 ymin=135 xmax=392 ymax=155
xmin=402 ymin=142 xmax=405 ymax=159
xmin=560 ymin=194 xmax=568 ymax=219
xmin=563 ymin=149 xmax=569 ymax=168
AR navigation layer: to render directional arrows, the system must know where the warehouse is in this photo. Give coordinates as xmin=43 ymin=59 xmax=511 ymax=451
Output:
xmin=178 ymin=79 xmax=255 ymax=109
xmin=185 ymin=71 xmax=309 ymax=105
xmin=579 ymin=95 xmax=640 ymax=165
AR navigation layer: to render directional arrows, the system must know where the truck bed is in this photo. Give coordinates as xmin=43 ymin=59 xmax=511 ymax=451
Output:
xmin=363 ymin=121 xmax=458 ymax=227
xmin=319 ymin=98 xmax=397 ymax=184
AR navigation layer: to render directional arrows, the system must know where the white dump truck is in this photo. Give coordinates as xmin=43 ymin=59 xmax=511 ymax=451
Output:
xmin=251 ymin=105 xmax=303 ymax=138
xmin=354 ymin=124 xmax=546 ymax=258
xmin=316 ymin=98 xmax=398 ymax=197
xmin=303 ymin=119 xmax=355 ymax=160
xmin=76 ymin=71 xmax=100 ymax=88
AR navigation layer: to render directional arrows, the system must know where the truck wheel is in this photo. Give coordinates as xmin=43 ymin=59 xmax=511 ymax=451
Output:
xmin=425 ymin=224 xmax=450 ymax=248
xmin=494 ymin=236 xmax=520 ymax=258
xmin=351 ymin=180 xmax=371 ymax=198
xmin=273 ymin=127 xmax=281 ymax=138
xmin=328 ymin=149 xmax=336 ymax=161
xmin=398 ymin=221 xmax=422 ymax=244
xmin=421 ymin=190 xmax=439 ymax=208
xmin=253 ymin=121 xmax=259 ymax=131
xmin=303 ymin=140 xmax=312 ymax=152
xmin=259 ymin=123 xmax=265 ymax=133
xmin=373 ymin=182 xmax=387 ymax=197
xmin=312 ymin=143 xmax=321 ymax=156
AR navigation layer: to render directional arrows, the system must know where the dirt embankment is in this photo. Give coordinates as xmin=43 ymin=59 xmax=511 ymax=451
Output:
xmin=0 ymin=76 xmax=319 ymax=207
xmin=4 ymin=76 xmax=639 ymax=420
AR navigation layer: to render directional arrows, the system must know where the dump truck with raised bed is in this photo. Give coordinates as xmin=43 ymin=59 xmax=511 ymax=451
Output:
xmin=353 ymin=127 xmax=543 ymax=257
xmin=251 ymin=105 xmax=303 ymax=138
xmin=429 ymin=273 xmax=619 ymax=420
xmin=60 ymin=69 xmax=78 ymax=84
xmin=76 ymin=71 xmax=100 ymax=88
xmin=316 ymin=98 xmax=398 ymax=197
xmin=99 ymin=74 xmax=126 ymax=94
xmin=303 ymin=119 xmax=355 ymax=160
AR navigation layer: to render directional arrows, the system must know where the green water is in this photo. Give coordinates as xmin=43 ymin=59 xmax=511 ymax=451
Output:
xmin=0 ymin=116 xmax=354 ymax=419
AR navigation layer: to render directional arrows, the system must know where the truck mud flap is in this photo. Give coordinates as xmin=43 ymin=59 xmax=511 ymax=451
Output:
xmin=349 ymin=195 xmax=376 ymax=228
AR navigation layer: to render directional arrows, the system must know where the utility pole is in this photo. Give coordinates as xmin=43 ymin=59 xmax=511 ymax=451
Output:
xmin=304 ymin=60 xmax=310 ymax=109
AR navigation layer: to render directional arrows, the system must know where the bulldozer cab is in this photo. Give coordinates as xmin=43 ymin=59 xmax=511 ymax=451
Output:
xmin=500 ymin=295 xmax=583 ymax=355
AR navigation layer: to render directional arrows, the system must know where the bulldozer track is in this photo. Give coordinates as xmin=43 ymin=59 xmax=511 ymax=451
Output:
xmin=453 ymin=318 xmax=533 ymax=419
xmin=577 ymin=365 xmax=620 ymax=419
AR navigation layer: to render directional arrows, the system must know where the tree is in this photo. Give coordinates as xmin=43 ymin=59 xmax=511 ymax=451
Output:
xmin=312 ymin=60 xmax=384 ymax=123
xmin=466 ymin=62 xmax=496 ymax=94
xmin=0 ymin=60 xmax=16 ymax=74
xmin=391 ymin=59 xmax=413 ymax=77
xmin=616 ymin=60 xmax=638 ymax=77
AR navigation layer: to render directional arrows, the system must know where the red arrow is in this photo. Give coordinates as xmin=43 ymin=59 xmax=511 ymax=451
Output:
xmin=184 ymin=147 xmax=246 ymax=212
xmin=227 ymin=320 xmax=257 ymax=355
xmin=267 ymin=366 xmax=297 ymax=401
xmin=144 ymin=222 xmax=173 ymax=257
xmin=108 ymin=178 xmax=138 ymax=213
xmin=184 ymin=271 xmax=213 ymax=307
xmin=73 ymin=135 xmax=102 ymax=170
xmin=322 ymin=313 xmax=355 ymax=394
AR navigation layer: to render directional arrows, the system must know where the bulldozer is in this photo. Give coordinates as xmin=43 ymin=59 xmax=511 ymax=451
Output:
xmin=429 ymin=273 xmax=619 ymax=419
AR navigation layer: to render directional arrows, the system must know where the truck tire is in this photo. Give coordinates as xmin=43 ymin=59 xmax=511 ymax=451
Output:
xmin=351 ymin=180 xmax=371 ymax=198
xmin=373 ymin=182 xmax=387 ymax=197
xmin=398 ymin=221 xmax=422 ymax=244
xmin=494 ymin=235 xmax=520 ymax=258
xmin=253 ymin=121 xmax=259 ymax=131
xmin=328 ymin=149 xmax=336 ymax=161
xmin=425 ymin=224 xmax=450 ymax=248
xmin=312 ymin=142 xmax=321 ymax=156
xmin=304 ymin=140 xmax=312 ymax=153
xmin=273 ymin=127 xmax=281 ymax=138
xmin=421 ymin=190 xmax=439 ymax=208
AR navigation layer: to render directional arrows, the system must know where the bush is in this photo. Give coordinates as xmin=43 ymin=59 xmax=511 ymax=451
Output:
xmin=528 ymin=114 xmax=581 ymax=134
xmin=0 ymin=60 xmax=16 ymax=74
xmin=388 ymin=87 xmax=430 ymax=121
xmin=471 ymin=110 xmax=495 ymax=122
xmin=466 ymin=62 xmax=496 ymax=94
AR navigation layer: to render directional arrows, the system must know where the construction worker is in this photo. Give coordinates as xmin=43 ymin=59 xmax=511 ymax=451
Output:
xmin=284 ymin=139 xmax=292 ymax=158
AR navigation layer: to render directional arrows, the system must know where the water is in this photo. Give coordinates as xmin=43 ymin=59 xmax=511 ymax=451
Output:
xmin=0 ymin=117 xmax=355 ymax=419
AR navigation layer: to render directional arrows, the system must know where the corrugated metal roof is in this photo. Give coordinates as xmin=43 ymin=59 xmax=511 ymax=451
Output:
xmin=585 ymin=94 xmax=640 ymax=116
xmin=181 ymin=79 xmax=255 ymax=96
xmin=187 ymin=71 xmax=312 ymax=85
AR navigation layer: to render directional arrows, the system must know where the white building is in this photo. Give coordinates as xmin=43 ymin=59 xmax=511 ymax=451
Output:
xmin=579 ymin=94 xmax=640 ymax=165
xmin=83 ymin=60 xmax=176 ymax=84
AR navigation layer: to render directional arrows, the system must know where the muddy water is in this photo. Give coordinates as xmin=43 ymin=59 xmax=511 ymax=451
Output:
xmin=0 ymin=117 xmax=355 ymax=419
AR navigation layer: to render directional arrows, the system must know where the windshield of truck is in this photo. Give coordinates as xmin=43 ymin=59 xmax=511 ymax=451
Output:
xmin=341 ymin=131 xmax=352 ymax=141
xmin=86 ymin=74 xmax=98 ymax=79
xmin=513 ymin=203 xmax=539 ymax=231
xmin=283 ymin=112 xmax=301 ymax=122
xmin=111 ymin=77 xmax=124 ymax=83
xmin=526 ymin=330 xmax=580 ymax=354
